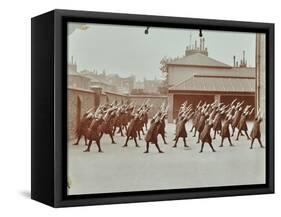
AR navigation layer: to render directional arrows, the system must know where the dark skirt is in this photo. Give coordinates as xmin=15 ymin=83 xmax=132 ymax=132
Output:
xmin=143 ymin=113 xmax=148 ymax=124
xmin=158 ymin=121 xmax=165 ymax=136
xmin=213 ymin=115 xmax=222 ymax=131
xmin=238 ymin=116 xmax=247 ymax=131
xmin=250 ymin=120 xmax=261 ymax=139
xmin=126 ymin=119 xmax=137 ymax=138
xmin=221 ymin=120 xmax=231 ymax=138
xmin=200 ymin=124 xmax=213 ymax=144
xmin=145 ymin=122 xmax=159 ymax=144
xmin=112 ymin=116 xmax=122 ymax=128
xmin=197 ymin=116 xmax=207 ymax=133
xmin=85 ymin=120 xmax=102 ymax=141
xmin=176 ymin=120 xmax=187 ymax=138
xmin=76 ymin=117 xmax=92 ymax=137
xmin=192 ymin=112 xmax=200 ymax=127
xmin=99 ymin=120 xmax=113 ymax=134
xmin=231 ymin=111 xmax=242 ymax=128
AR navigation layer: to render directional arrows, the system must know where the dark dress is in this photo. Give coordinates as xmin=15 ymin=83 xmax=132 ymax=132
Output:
xmin=200 ymin=122 xmax=213 ymax=144
xmin=119 ymin=111 xmax=127 ymax=126
xmin=112 ymin=114 xmax=122 ymax=128
xmin=250 ymin=118 xmax=262 ymax=139
xmin=145 ymin=121 xmax=160 ymax=144
xmin=86 ymin=118 xmax=103 ymax=141
xmin=124 ymin=111 xmax=133 ymax=126
xmin=221 ymin=119 xmax=231 ymax=138
xmin=231 ymin=109 xmax=242 ymax=128
xmin=237 ymin=113 xmax=248 ymax=131
xmin=176 ymin=118 xmax=188 ymax=138
xmin=75 ymin=115 xmax=93 ymax=137
xmin=158 ymin=119 xmax=165 ymax=136
xmin=99 ymin=114 xmax=114 ymax=134
xmin=126 ymin=118 xmax=138 ymax=138
xmin=197 ymin=114 xmax=208 ymax=133
xmin=143 ymin=112 xmax=149 ymax=126
xmin=213 ymin=112 xmax=222 ymax=131
xmin=192 ymin=110 xmax=200 ymax=127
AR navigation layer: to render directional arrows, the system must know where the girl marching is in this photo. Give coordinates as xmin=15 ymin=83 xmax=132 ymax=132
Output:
xmin=219 ymin=113 xmax=234 ymax=147
xmin=236 ymin=105 xmax=255 ymax=141
xmin=199 ymin=118 xmax=216 ymax=153
xmin=250 ymin=109 xmax=264 ymax=149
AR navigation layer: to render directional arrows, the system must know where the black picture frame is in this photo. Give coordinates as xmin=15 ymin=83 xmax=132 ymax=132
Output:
xmin=31 ymin=9 xmax=274 ymax=207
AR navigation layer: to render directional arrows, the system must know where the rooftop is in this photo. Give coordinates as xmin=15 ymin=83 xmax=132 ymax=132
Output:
xmin=167 ymin=52 xmax=232 ymax=69
xmin=169 ymin=74 xmax=255 ymax=93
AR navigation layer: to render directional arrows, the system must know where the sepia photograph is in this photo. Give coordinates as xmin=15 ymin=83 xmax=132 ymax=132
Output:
xmin=66 ymin=22 xmax=266 ymax=195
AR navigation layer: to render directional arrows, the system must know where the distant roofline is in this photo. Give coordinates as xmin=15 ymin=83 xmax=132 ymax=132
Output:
xmin=193 ymin=74 xmax=255 ymax=79
xmin=167 ymin=52 xmax=232 ymax=69
xmin=68 ymin=73 xmax=111 ymax=85
xmin=232 ymin=66 xmax=256 ymax=69
xmin=167 ymin=63 xmax=256 ymax=70
xmin=169 ymin=73 xmax=255 ymax=92
xmin=68 ymin=73 xmax=91 ymax=79
xmin=129 ymin=94 xmax=167 ymax=98
xmin=103 ymin=91 xmax=129 ymax=97
xmin=68 ymin=87 xmax=93 ymax=94
xmin=168 ymin=89 xmax=255 ymax=95
xmin=167 ymin=63 xmax=232 ymax=69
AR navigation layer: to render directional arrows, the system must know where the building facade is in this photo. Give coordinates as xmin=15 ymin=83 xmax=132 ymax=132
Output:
xmin=68 ymin=74 xmax=92 ymax=89
xmin=167 ymin=38 xmax=256 ymax=122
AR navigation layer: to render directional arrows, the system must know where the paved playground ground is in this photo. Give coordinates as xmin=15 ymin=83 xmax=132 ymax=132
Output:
xmin=67 ymin=122 xmax=266 ymax=195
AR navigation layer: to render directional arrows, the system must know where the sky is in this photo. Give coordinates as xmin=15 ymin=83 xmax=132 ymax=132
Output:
xmin=68 ymin=22 xmax=256 ymax=81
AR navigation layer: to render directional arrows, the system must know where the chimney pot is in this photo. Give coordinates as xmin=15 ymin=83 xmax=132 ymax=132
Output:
xmin=202 ymin=38 xmax=205 ymax=50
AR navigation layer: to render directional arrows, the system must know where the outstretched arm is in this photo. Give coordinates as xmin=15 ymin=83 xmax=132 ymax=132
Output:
xmin=249 ymin=107 xmax=255 ymax=115
xmin=231 ymin=98 xmax=237 ymax=106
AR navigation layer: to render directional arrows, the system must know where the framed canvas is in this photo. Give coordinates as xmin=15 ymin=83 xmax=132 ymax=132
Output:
xmin=31 ymin=9 xmax=274 ymax=207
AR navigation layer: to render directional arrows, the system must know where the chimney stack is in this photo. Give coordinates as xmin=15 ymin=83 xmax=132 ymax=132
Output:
xmin=71 ymin=56 xmax=73 ymax=64
xmin=233 ymin=56 xmax=236 ymax=67
xmin=243 ymin=50 xmax=245 ymax=64
xmin=203 ymin=38 xmax=205 ymax=50
xmin=195 ymin=40 xmax=197 ymax=49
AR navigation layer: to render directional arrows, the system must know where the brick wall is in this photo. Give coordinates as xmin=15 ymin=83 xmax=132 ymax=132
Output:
xmin=129 ymin=95 xmax=167 ymax=118
xmin=67 ymin=88 xmax=96 ymax=140
xmin=67 ymin=87 xmax=168 ymax=140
